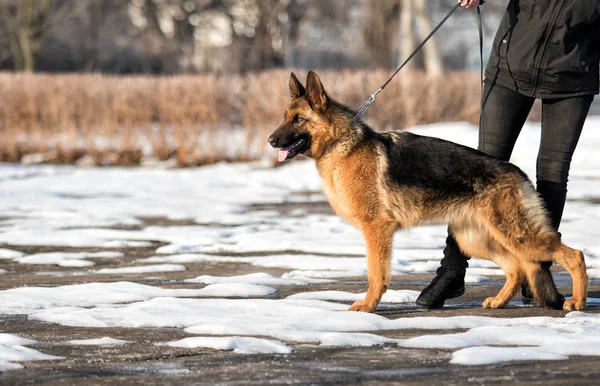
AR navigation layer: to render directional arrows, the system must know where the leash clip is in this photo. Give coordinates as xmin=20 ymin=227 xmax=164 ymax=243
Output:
xmin=365 ymin=92 xmax=377 ymax=106
xmin=350 ymin=88 xmax=381 ymax=128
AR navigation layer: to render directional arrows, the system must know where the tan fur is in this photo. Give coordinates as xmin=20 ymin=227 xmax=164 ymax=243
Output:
xmin=270 ymin=72 xmax=588 ymax=313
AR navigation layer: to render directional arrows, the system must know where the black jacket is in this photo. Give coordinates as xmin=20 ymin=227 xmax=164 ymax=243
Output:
xmin=485 ymin=0 xmax=600 ymax=98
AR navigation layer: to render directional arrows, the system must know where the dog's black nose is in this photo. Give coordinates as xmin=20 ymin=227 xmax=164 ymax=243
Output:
xmin=268 ymin=135 xmax=278 ymax=147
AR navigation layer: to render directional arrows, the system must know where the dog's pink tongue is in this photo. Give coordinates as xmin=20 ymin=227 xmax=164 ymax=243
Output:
xmin=278 ymin=149 xmax=289 ymax=162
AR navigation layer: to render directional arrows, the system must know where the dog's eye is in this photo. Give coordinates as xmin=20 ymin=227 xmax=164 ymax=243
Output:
xmin=292 ymin=115 xmax=305 ymax=124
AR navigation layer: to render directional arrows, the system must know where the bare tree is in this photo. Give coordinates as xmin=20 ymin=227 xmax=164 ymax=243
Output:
xmin=413 ymin=0 xmax=442 ymax=73
xmin=0 ymin=0 xmax=89 ymax=72
xmin=283 ymin=0 xmax=306 ymax=68
xmin=397 ymin=0 xmax=443 ymax=73
xmin=0 ymin=0 xmax=504 ymax=74
xmin=128 ymin=0 xmax=240 ymax=72
xmin=398 ymin=0 xmax=413 ymax=70
xmin=247 ymin=0 xmax=284 ymax=70
xmin=363 ymin=0 xmax=399 ymax=68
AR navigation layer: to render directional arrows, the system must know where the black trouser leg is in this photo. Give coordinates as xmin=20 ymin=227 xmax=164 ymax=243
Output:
xmin=478 ymin=83 xmax=535 ymax=161
xmin=535 ymin=180 xmax=567 ymax=272
xmin=537 ymin=95 xmax=593 ymax=230
xmin=534 ymin=95 xmax=592 ymax=274
xmin=439 ymin=232 xmax=469 ymax=272
xmin=478 ymin=84 xmax=593 ymax=233
xmin=478 ymin=85 xmax=592 ymax=302
xmin=536 ymin=181 xmax=567 ymax=232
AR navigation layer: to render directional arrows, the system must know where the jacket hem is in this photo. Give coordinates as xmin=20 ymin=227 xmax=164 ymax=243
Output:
xmin=483 ymin=77 xmax=599 ymax=99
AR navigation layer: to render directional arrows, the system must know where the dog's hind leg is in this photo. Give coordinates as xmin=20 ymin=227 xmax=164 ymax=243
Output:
xmin=349 ymin=221 xmax=397 ymax=313
xmin=521 ymin=260 xmax=565 ymax=310
xmin=482 ymin=258 xmax=525 ymax=309
xmin=550 ymin=244 xmax=588 ymax=311
xmin=452 ymin=225 xmax=524 ymax=309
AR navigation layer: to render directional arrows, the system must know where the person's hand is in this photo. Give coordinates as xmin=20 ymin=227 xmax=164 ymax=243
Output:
xmin=459 ymin=0 xmax=480 ymax=8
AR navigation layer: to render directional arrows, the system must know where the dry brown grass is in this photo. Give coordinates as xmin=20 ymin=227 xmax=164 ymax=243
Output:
xmin=0 ymin=70 xmax=482 ymax=166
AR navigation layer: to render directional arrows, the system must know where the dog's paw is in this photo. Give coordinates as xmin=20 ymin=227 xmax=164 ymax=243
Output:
xmin=482 ymin=297 xmax=505 ymax=309
xmin=348 ymin=300 xmax=376 ymax=313
xmin=563 ymin=298 xmax=585 ymax=311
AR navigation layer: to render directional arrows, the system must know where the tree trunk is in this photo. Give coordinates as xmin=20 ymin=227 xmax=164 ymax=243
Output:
xmin=16 ymin=0 xmax=35 ymax=72
xmin=414 ymin=0 xmax=443 ymax=74
xmin=398 ymin=0 xmax=414 ymax=70
xmin=18 ymin=26 xmax=34 ymax=72
xmin=284 ymin=0 xmax=305 ymax=68
xmin=7 ymin=32 xmax=23 ymax=71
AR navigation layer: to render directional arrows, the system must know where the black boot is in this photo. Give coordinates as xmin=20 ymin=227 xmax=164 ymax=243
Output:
xmin=537 ymin=180 xmax=568 ymax=231
xmin=416 ymin=233 xmax=468 ymax=309
xmin=522 ymin=180 xmax=567 ymax=305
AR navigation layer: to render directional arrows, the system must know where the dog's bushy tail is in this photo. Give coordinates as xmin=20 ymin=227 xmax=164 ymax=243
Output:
xmin=529 ymin=264 xmax=564 ymax=310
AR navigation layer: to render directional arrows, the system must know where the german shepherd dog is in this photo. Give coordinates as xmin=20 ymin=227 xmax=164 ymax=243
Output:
xmin=268 ymin=71 xmax=588 ymax=313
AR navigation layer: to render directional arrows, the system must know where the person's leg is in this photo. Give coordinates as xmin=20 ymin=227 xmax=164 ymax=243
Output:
xmin=518 ymin=95 xmax=593 ymax=302
xmin=478 ymin=83 xmax=535 ymax=160
xmin=415 ymin=231 xmax=468 ymax=309
xmin=416 ymin=83 xmax=534 ymax=309
xmin=537 ymin=95 xmax=593 ymax=229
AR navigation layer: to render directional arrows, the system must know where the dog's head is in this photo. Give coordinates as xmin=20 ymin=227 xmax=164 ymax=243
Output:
xmin=268 ymin=71 xmax=339 ymax=162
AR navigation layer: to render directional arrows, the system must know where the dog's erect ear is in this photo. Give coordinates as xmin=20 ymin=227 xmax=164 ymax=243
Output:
xmin=289 ymin=72 xmax=305 ymax=99
xmin=306 ymin=71 xmax=327 ymax=111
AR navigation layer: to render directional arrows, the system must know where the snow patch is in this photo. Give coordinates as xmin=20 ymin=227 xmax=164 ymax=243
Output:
xmin=0 ymin=248 xmax=25 ymax=260
xmin=66 ymin=337 xmax=132 ymax=346
xmin=92 ymin=264 xmax=187 ymax=274
xmin=0 ymin=334 xmax=63 ymax=371
xmin=450 ymin=346 xmax=568 ymax=365
xmin=160 ymin=336 xmax=293 ymax=354
xmin=0 ymin=281 xmax=276 ymax=316
xmin=287 ymin=289 xmax=420 ymax=303
xmin=185 ymin=272 xmax=333 ymax=285
xmin=14 ymin=251 xmax=124 ymax=267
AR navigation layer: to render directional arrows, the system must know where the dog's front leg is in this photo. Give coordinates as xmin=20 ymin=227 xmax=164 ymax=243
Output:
xmin=349 ymin=222 xmax=397 ymax=313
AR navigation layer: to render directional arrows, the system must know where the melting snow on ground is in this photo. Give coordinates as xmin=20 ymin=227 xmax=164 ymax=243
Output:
xmin=66 ymin=337 xmax=132 ymax=346
xmin=160 ymin=336 xmax=293 ymax=354
xmin=0 ymin=334 xmax=62 ymax=371
xmin=2 ymin=281 xmax=600 ymax=366
xmin=2 ymin=119 xmax=600 ymax=368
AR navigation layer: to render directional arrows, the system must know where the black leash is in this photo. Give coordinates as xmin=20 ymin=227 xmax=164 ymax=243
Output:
xmin=477 ymin=6 xmax=484 ymax=95
xmin=350 ymin=2 xmax=483 ymax=127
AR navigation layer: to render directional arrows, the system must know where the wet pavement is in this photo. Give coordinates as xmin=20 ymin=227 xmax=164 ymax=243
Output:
xmin=2 ymin=210 xmax=600 ymax=385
